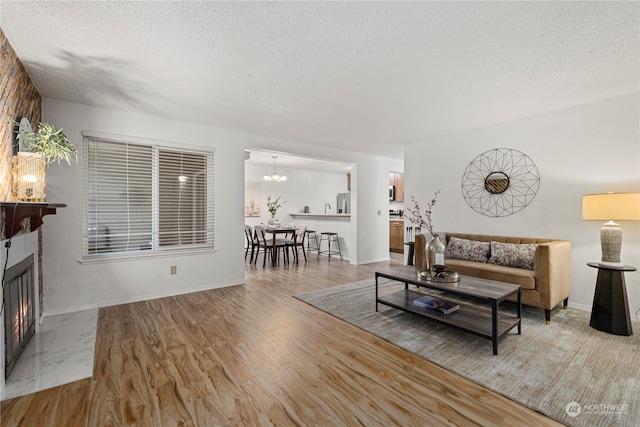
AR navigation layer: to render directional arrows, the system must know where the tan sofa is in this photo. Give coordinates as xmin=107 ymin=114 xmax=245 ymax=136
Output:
xmin=415 ymin=232 xmax=571 ymax=324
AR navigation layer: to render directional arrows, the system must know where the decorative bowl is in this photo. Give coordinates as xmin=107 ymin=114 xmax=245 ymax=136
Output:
xmin=417 ymin=269 xmax=460 ymax=283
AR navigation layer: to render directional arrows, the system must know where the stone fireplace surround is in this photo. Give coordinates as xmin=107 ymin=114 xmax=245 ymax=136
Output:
xmin=1 ymin=28 xmax=46 ymax=393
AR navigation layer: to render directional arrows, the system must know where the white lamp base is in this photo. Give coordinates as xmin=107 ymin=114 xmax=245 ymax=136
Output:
xmin=600 ymin=221 xmax=623 ymax=266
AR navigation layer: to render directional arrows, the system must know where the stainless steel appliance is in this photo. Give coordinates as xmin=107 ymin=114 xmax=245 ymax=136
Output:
xmin=337 ymin=193 xmax=351 ymax=214
xmin=389 ymin=185 xmax=395 ymax=200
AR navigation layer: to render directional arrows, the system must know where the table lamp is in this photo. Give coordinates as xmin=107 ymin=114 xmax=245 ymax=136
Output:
xmin=582 ymin=193 xmax=640 ymax=266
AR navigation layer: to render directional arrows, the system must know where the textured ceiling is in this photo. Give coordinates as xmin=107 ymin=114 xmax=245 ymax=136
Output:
xmin=1 ymin=1 xmax=638 ymax=159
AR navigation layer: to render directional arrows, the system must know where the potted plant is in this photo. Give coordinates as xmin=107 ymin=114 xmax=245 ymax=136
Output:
xmin=266 ymin=195 xmax=286 ymax=227
xmin=11 ymin=118 xmax=78 ymax=202
xmin=15 ymin=121 xmax=78 ymax=165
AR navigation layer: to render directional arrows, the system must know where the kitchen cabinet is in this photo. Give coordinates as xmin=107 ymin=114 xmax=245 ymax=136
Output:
xmin=389 ymin=172 xmax=404 ymax=202
xmin=390 ymin=220 xmax=404 ymax=253
xmin=347 ymin=173 xmax=351 ymax=191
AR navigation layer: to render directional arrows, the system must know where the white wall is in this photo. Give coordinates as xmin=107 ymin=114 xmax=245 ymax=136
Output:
xmin=41 ymin=99 xmax=247 ymax=315
xmin=244 ymin=163 xmax=349 ymax=225
xmin=40 ymin=98 xmax=402 ymax=315
xmin=405 ymin=93 xmax=640 ymax=314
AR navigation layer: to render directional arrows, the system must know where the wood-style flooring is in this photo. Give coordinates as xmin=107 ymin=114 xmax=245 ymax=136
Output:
xmin=1 ymin=252 xmax=562 ymax=426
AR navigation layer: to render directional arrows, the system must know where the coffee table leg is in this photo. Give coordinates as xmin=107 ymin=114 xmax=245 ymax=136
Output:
xmin=517 ymin=288 xmax=522 ymax=335
xmin=491 ymin=301 xmax=498 ymax=355
xmin=375 ymin=275 xmax=379 ymax=312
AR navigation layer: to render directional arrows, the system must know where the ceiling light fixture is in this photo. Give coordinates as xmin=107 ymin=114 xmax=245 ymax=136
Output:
xmin=263 ymin=156 xmax=288 ymax=182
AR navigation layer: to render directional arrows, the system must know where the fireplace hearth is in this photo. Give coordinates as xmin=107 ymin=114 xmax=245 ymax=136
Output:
xmin=3 ymin=254 xmax=35 ymax=379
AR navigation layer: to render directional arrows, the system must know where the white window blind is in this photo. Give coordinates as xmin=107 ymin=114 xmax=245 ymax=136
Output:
xmin=83 ymin=135 xmax=214 ymax=259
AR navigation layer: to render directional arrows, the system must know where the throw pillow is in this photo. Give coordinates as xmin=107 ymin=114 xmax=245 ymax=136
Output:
xmin=444 ymin=237 xmax=491 ymax=263
xmin=488 ymin=241 xmax=537 ymax=270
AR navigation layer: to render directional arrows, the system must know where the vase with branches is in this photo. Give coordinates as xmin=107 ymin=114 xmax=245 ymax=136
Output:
xmin=405 ymin=190 xmax=444 ymax=273
xmin=266 ymin=195 xmax=286 ymax=226
xmin=405 ymin=190 xmax=440 ymax=236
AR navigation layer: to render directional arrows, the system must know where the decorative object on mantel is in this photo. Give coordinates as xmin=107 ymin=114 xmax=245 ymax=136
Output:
xmin=405 ymin=190 xmax=445 ymax=275
xmin=266 ymin=194 xmax=286 ymax=227
xmin=582 ymin=192 xmax=640 ymax=266
xmin=461 ymin=148 xmax=540 ymax=217
xmin=11 ymin=118 xmax=78 ymax=202
xmin=11 ymin=151 xmax=46 ymax=202
xmin=262 ymin=155 xmax=288 ymax=182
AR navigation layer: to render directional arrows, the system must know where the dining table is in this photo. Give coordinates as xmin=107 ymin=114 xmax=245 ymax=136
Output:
xmin=265 ymin=226 xmax=296 ymax=266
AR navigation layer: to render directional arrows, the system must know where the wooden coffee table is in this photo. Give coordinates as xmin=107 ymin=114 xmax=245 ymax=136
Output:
xmin=375 ymin=266 xmax=521 ymax=355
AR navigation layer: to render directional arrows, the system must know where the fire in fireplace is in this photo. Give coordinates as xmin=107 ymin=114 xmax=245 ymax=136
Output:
xmin=3 ymin=254 xmax=35 ymax=379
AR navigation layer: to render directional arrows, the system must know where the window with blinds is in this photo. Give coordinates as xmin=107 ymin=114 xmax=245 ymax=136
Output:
xmin=83 ymin=134 xmax=214 ymax=259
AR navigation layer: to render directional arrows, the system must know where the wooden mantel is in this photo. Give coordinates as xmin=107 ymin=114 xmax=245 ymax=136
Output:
xmin=1 ymin=202 xmax=66 ymax=239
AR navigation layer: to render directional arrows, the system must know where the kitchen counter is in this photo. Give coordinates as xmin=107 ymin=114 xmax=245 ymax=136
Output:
xmin=289 ymin=213 xmax=350 ymax=218
xmin=286 ymin=213 xmax=352 ymax=261
xmin=390 ymin=216 xmax=404 ymax=221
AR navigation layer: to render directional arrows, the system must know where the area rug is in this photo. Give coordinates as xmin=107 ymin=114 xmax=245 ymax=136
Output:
xmin=295 ymin=278 xmax=640 ymax=427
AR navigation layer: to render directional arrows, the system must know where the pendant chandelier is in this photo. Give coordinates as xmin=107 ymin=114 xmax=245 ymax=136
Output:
xmin=263 ymin=156 xmax=287 ymax=182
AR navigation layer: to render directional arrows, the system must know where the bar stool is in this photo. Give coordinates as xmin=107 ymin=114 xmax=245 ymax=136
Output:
xmin=306 ymin=230 xmax=319 ymax=253
xmin=405 ymin=241 xmax=415 ymax=266
xmin=405 ymin=226 xmax=420 ymax=266
xmin=317 ymin=232 xmax=342 ymax=260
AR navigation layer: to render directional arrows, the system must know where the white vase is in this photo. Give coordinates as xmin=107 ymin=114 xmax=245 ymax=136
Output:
xmin=267 ymin=213 xmax=280 ymax=228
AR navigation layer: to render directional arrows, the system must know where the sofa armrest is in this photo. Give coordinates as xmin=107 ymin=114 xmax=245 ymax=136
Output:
xmin=534 ymin=241 xmax=572 ymax=310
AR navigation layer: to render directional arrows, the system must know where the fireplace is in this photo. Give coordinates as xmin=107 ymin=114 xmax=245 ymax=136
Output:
xmin=3 ymin=254 xmax=35 ymax=379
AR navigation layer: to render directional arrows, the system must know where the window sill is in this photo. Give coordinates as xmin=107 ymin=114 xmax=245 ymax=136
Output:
xmin=78 ymin=247 xmax=216 ymax=264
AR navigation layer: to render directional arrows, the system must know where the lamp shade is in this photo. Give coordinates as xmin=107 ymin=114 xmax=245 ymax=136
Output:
xmin=582 ymin=193 xmax=640 ymax=221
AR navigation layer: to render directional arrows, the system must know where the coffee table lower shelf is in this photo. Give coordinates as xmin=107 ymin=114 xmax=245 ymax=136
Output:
xmin=377 ymin=289 xmax=520 ymax=354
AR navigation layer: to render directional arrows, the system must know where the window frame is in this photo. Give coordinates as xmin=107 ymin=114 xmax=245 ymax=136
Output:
xmin=81 ymin=130 xmax=215 ymax=262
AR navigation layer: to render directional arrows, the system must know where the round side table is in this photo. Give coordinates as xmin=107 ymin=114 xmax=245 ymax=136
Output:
xmin=587 ymin=262 xmax=636 ymax=336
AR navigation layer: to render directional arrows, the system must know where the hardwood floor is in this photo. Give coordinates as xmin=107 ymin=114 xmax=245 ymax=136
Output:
xmin=1 ymin=252 xmax=562 ymax=426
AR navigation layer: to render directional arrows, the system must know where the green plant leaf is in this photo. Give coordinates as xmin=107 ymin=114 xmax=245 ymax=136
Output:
xmin=15 ymin=121 xmax=78 ymax=165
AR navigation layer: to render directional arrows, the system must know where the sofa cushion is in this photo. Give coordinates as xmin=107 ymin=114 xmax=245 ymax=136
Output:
xmin=446 ymin=259 xmax=536 ymax=290
xmin=444 ymin=237 xmax=490 ymax=263
xmin=488 ymin=241 xmax=537 ymax=270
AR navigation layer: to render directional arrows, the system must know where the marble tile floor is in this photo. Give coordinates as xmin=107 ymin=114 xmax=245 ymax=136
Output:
xmin=1 ymin=309 xmax=98 ymax=401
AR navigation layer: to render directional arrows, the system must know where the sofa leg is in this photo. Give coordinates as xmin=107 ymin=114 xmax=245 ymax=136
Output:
xmin=563 ymin=297 xmax=569 ymax=309
xmin=545 ymin=309 xmax=551 ymax=325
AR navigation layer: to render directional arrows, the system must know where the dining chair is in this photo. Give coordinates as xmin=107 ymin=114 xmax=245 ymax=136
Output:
xmin=254 ymin=225 xmax=288 ymax=267
xmin=272 ymin=225 xmax=294 ymax=264
xmin=244 ymin=225 xmax=252 ymax=260
xmin=276 ymin=226 xmax=296 ymax=263
xmin=288 ymin=223 xmax=307 ymax=263
xmin=245 ymin=225 xmax=261 ymax=263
